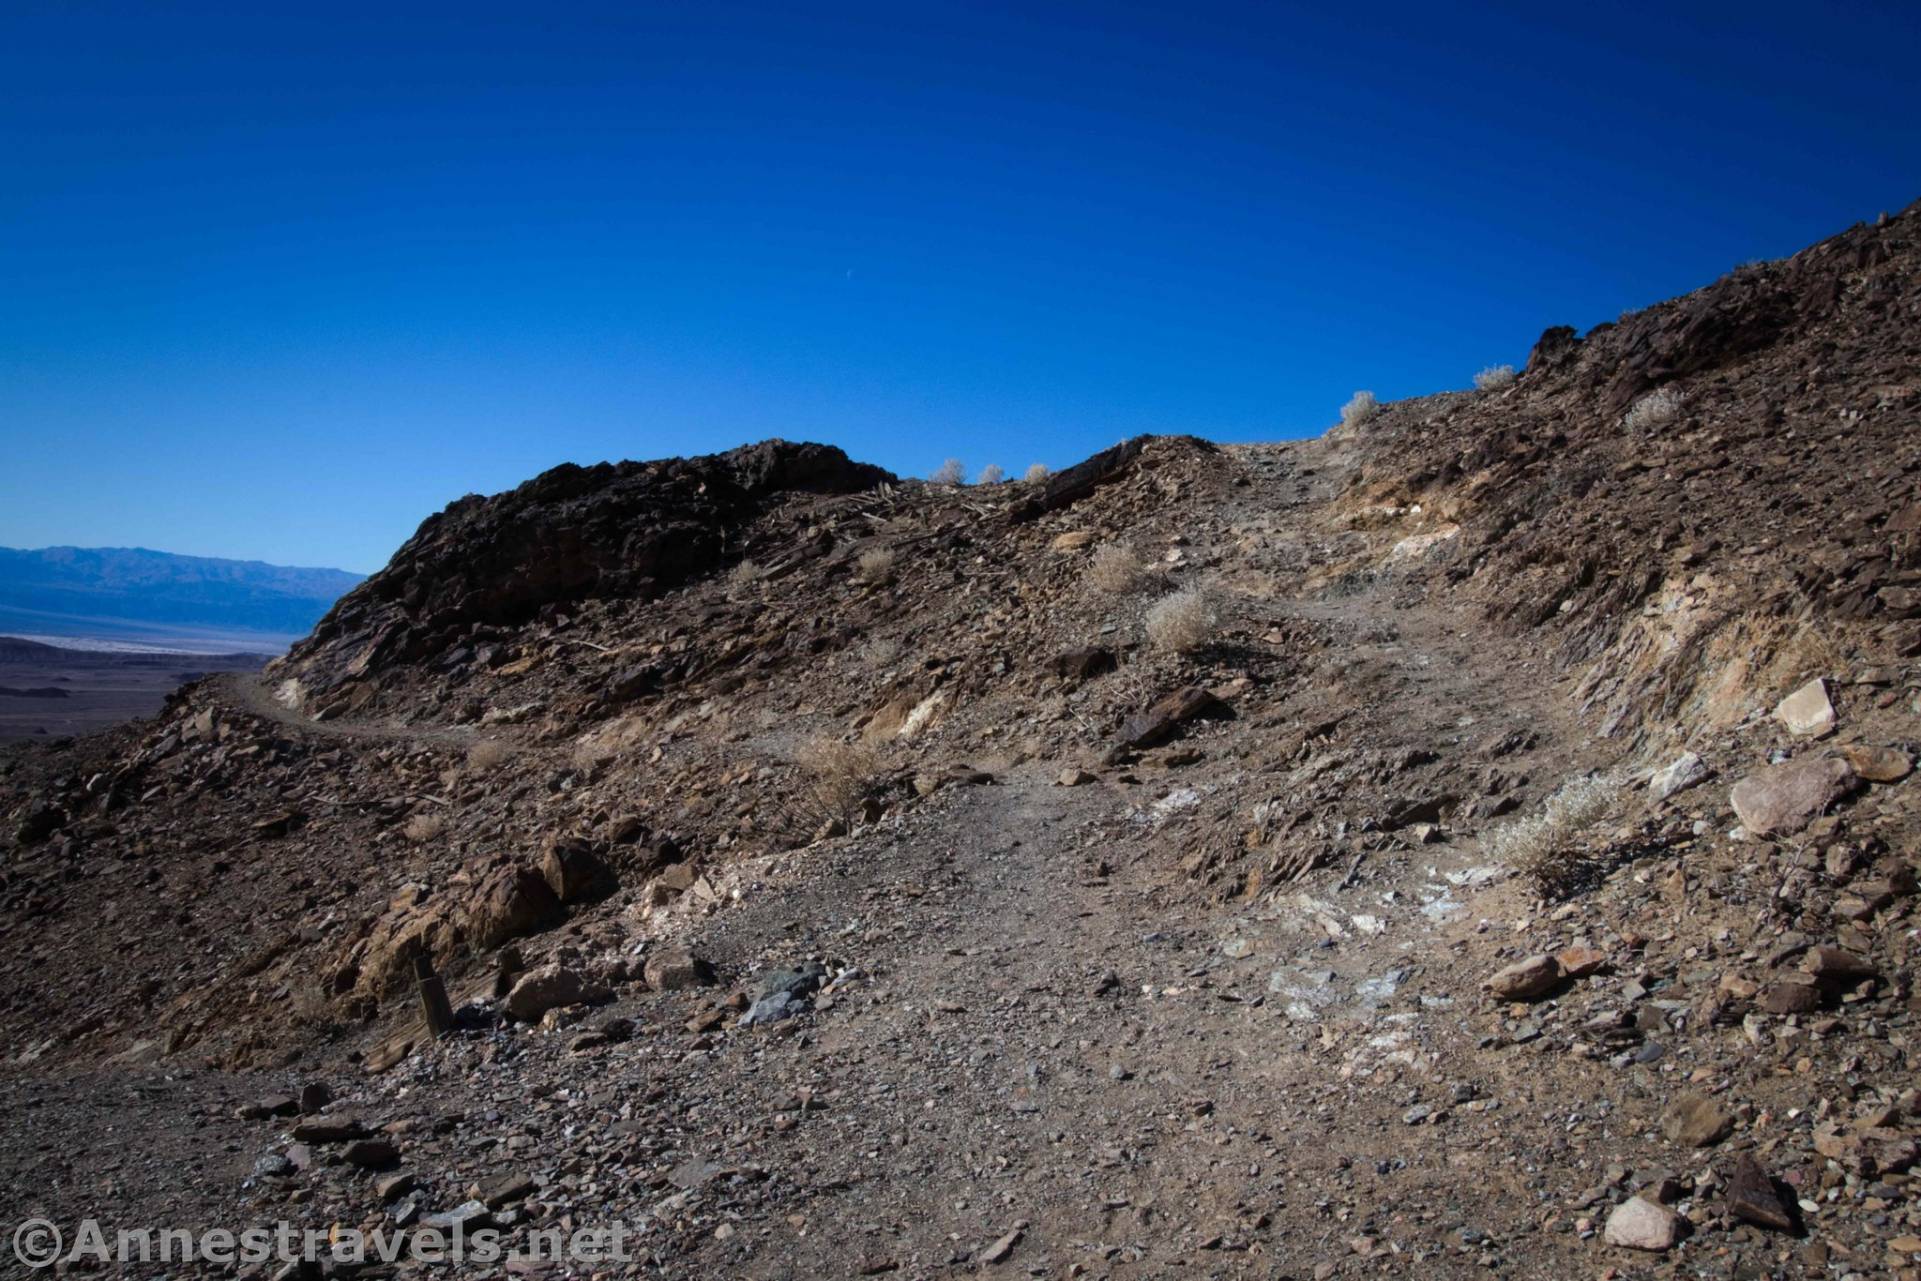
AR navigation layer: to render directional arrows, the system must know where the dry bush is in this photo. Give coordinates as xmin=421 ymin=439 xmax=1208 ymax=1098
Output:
xmin=1484 ymin=774 xmax=1619 ymax=897
xmin=465 ymin=739 xmax=512 ymax=773
xmin=976 ymin=463 xmax=1005 ymax=485
xmin=728 ymin=559 xmax=767 ymax=590
xmin=1088 ymin=543 xmax=1146 ymax=594
xmin=1023 ymin=462 xmax=1050 ymax=483
xmin=1145 ymin=586 xmax=1219 ymax=654
xmin=402 ymin=812 xmax=445 ymax=843
xmin=929 ymin=458 xmax=965 ymax=485
xmin=288 ymin=983 xmax=345 ymax=1038
xmin=792 ymin=735 xmax=882 ymax=828
xmin=857 ymin=546 xmax=898 ymax=583
xmin=1623 ymin=387 xmax=1684 ymax=430
xmin=1340 ymin=390 xmax=1378 ymax=429
xmin=1474 ymin=364 xmax=1516 ymax=391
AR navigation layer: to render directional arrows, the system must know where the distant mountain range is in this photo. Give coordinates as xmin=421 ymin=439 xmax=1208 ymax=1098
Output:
xmin=0 ymin=546 xmax=364 ymax=651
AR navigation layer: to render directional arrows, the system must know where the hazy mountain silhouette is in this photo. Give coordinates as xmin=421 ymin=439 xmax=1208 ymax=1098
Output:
xmin=0 ymin=546 xmax=363 ymax=648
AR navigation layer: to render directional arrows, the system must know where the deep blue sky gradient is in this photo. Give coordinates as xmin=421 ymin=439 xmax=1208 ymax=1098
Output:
xmin=3 ymin=1 xmax=1916 ymax=571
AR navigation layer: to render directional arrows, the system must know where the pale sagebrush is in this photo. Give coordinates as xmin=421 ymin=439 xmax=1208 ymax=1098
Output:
xmin=1145 ymin=587 xmax=1219 ymax=654
xmin=856 ymin=546 xmax=897 ymax=583
xmin=1484 ymin=774 xmax=1620 ymax=896
xmin=929 ymin=458 xmax=965 ymax=486
xmin=1340 ymin=390 xmax=1378 ymax=429
xmin=1023 ymin=462 xmax=1050 ymax=483
xmin=1474 ymin=364 xmax=1516 ymax=391
xmin=976 ymin=464 xmax=1006 ymax=485
xmin=1623 ymin=387 xmax=1683 ymax=431
xmin=792 ymin=735 xmax=882 ymax=827
xmin=1087 ymin=543 xmax=1146 ymax=594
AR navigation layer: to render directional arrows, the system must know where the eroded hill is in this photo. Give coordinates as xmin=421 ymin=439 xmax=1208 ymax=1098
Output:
xmin=2 ymin=203 xmax=1919 ymax=1279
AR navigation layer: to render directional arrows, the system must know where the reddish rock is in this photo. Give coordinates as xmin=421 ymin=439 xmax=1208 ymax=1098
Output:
xmin=1485 ymin=955 xmax=1562 ymax=1001
xmin=1841 ymin=743 xmax=1911 ymax=783
xmin=1555 ymin=946 xmax=1608 ymax=979
xmin=1729 ymin=755 xmax=1860 ymax=837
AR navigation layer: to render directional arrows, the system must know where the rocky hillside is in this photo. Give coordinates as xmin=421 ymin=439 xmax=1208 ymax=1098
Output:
xmin=2 ymin=202 xmax=1918 ymax=1279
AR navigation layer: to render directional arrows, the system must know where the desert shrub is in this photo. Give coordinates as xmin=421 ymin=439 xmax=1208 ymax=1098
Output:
xmin=1340 ymin=390 xmax=1378 ymax=429
xmin=402 ymin=812 xmax=445 ymax=843
xmin=1484 ymin=774 xmax=1619 ymax=897
xmin=288 ymin=984 xmax=345 ymax=1038
xmin=1087 ymin=543 xmax=1146 ymax=594
xmin=1145 ymin=587 xmax=1219 ymax=654
xmin=465 ymin=739 xmax=512 ymax=773
xmin=727 ymin=559 xmax=767 ymax=590
xmin=857 ymin=546 xmax=897 ymax=583
xmin=1474 ymin=364 xmax=1516 ymax=391
xmin=977 ymin=464 xmax=1005 ymax=485
xmin=792 ymin=735 xmax=882 ymax=827
xmin=1024 ymin=462 xmax=1050 ymax=483
xmin=929 ymin=458 xmax=965 ymax=485
xmin=1623 ymin=387 xmax=1684 ymax=430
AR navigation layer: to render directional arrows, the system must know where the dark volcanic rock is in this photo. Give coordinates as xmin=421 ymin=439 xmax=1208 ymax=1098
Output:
xmin=1009 ymin=435 xmax=1215 ymax=522
xmin=1117 ymin=686 xmax=1225 ymax=749
xmin=283 ymin=440 xmax=893 ymax=688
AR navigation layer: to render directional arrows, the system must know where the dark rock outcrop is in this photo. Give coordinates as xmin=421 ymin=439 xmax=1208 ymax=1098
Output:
xmin=282 ymin=440 xmax=892 ymax=688
xmin=1009 ymin=435 xmax=1216 ymax=522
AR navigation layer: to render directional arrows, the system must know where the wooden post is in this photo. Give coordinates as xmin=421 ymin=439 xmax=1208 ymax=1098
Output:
xmin=414 ymin=951 xmax=454 ymax=1037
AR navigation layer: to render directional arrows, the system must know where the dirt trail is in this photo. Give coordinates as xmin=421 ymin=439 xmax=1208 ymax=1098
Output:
xmin=212 ymin=670 xmax=482 ymax=747
xmin=650 ymin=448 xmax=1596 ymax=1276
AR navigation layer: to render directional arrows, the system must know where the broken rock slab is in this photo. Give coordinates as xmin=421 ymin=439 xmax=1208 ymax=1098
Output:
xmin=1650 ymin=751 xmax=1708 ymax=801
xmin=1774 ymin=677 xmax=1837 ymax=737
xmin=1729 ymin=754 xmax=1860 ymax=837
xmin=643 ymin=947 xmax=715 ymax=991
xmin=1117 ymin=686 xmax=1225 ymax=749
xmin=1725 ymin=1155 xmax=1794 ymax=1231
xmin=541 ymin=836 xmax=618 ymax=904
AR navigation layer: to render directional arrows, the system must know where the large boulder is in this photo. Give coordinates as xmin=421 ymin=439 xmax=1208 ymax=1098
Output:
xmin=502 ymin=963 xmax=611 ymax=1022
xmin=1729 ymin=755 xmax=1860 ymax=837
xmin=466 ymin=866 xmax=564 ymax=951
xmin=333 ymin=864 xmax=563 ymax=999
xmin=541 ymin=837 xmax=618 ymax=905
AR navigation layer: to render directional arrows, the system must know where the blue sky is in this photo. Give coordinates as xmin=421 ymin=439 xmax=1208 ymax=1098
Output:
xmin=2 ymin=1 xmax=1915 ymax=573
